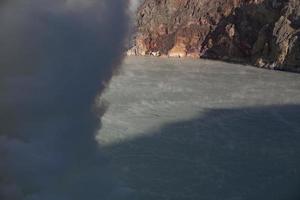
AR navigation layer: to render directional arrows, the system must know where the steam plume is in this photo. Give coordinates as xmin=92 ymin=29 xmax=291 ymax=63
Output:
xmin=0 ymin=0 xmax=129 ymax=199
xmin=129 ymin=0 xmax=143 ymax=12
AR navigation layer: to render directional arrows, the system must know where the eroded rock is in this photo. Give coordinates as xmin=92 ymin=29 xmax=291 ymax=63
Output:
xmin=131 ymin=0 xmax=300 ymax=72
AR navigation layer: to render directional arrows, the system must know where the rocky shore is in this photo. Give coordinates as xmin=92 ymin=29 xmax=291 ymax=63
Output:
xmin=128 ymin=0 xmax=300 ymax=72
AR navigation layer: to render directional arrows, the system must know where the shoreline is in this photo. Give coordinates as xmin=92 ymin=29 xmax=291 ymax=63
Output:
xmin=125 ymin=55 xmax=300 ymax=74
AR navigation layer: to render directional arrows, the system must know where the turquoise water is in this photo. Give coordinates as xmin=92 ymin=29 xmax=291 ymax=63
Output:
xmin=98 ymin=57 xmax=300 ymax=200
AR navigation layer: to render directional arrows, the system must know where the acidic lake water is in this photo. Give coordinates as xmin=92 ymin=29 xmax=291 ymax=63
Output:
xmin=97 ymin=57 xmax=300 ymax=200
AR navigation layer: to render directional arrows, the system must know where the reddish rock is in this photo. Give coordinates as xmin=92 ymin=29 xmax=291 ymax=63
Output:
xmin=130 ymin=0 xmax=300 ymax=72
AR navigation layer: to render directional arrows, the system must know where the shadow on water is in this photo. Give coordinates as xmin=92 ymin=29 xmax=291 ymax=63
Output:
xmin=102 ymin=104 xmax=300 ymax=200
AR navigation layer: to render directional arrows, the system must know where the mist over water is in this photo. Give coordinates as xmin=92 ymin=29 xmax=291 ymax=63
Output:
xmin=0 ymin=0 xmax=129 ymax=199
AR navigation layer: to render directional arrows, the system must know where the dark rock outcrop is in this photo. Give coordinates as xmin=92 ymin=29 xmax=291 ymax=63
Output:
xmin=129 ymin=0 xmax=300 ymax=72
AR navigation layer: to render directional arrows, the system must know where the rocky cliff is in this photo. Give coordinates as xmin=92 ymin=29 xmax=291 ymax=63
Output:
xmin=128 ymin=0 xmax=300 ymax=72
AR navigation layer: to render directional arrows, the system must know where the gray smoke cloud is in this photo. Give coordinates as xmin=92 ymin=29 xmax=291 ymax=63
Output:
xmin=0 ymin=0 xmax=130 ymax=199
xmin=129 ymin=0 xmax=143 ymax=12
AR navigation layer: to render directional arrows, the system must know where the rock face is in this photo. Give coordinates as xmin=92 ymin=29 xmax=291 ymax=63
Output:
xmin=130 ymin=0 xmax=300 ymax=71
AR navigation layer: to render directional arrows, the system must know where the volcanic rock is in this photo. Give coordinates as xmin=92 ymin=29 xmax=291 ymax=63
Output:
xmin=130 ymin=0 xmax=300 ymax=71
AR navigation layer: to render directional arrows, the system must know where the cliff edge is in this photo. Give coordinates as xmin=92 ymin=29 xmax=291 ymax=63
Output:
xmin=128 ymin=0 xmax=300 ymax=72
